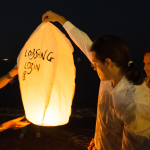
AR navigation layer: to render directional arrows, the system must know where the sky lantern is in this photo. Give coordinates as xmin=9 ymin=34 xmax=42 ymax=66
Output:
xmin=17 ymin=22 xmax=76 ymax=126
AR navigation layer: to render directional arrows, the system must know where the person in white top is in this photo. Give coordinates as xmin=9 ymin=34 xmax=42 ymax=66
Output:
xmin=42 ymin=11 xmax=150 ymax=150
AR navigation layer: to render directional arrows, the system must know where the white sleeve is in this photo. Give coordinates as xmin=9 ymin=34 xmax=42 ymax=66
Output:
xmin=63 ymin=21 xmax=93 ymax=62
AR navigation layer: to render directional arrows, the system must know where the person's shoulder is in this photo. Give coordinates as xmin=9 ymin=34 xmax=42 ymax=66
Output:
xmin=135 ymin=81 xmax=149 ymax=91
xmin=131 ymin=82 xmax=150 ymax=104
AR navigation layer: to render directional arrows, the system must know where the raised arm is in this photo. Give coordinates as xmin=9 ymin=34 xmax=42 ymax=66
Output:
xmin=42 ymin=11 xmax=93 ymax=62
xmin=0 ymin=65 xmax=18 ymax=89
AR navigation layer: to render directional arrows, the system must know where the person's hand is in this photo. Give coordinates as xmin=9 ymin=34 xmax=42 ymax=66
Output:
xmin=2 ymin=116 xmax=30 ymax=130
xmin=42 ymin=10 xmax=59 ymax=23
xmin=42 ymin=10 xmax=67 ymax=25
xmin=9 ymin=65 xmax=18 ymax=78
xmin=88 ymin=138 xmax=97 ymax=150
xmin=91 ymin=146 xmax=97 ymax=150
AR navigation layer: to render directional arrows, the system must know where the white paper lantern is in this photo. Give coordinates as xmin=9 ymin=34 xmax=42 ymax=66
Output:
xmin=17 ymin=22 xmax=76 ymax=126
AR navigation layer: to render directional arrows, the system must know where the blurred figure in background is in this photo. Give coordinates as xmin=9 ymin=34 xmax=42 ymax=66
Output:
xmin=143 ymin=47 xmax=150 ymax=88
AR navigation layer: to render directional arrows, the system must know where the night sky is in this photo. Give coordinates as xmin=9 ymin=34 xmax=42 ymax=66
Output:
xmin=0 ymin=0 xmax=150 ymax=63
xmin=0 ymin=0 xmax=150 ymax=108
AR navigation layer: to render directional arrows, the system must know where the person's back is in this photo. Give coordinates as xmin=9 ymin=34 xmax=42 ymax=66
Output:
xmin=95 ymin=77 xmax=150 ymax=149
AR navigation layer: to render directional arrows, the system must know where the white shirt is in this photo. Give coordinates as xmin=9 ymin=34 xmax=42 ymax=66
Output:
xmin=63 ymin=21 xmax=150 ymax=150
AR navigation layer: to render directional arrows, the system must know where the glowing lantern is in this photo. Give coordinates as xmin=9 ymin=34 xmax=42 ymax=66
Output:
xmin=17 ymin=22 xmax=76 ymax=126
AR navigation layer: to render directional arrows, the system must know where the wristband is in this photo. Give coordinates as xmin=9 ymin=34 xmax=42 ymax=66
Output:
xmin=6 ymin=72 xmax=13 ymax=79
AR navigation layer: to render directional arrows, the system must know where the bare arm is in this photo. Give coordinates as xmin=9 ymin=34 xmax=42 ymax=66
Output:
xmin=0 ymin=116 xmax=30 ymax=132
xmin=0 ymin=65 xmax=18 ymax=89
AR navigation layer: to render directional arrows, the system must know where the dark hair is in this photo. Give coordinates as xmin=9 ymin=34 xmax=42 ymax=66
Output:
xmin=144 ymin=46 xmax=150 ymax=56
xmin=90 ymin=35 xmax=144 ymax=85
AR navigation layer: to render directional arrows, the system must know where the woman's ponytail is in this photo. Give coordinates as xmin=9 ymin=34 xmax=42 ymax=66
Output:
xmin=125 ymin=63 xmax=144 ymax=85
xmin=90 ymin=35 xmax=144 ymax=85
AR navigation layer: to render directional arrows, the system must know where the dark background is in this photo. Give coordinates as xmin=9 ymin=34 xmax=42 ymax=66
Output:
xmin=0 ymin=0 xmax=149 ymax=110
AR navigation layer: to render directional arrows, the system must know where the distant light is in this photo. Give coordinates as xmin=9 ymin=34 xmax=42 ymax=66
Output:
xmin=3 ymin=59 xmax=8 ymax=61
xmin=77 ymin=57 xmax=81 ymax=63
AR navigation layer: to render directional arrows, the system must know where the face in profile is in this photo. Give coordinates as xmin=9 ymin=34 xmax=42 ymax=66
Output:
xmin=144 ymin=52 xmax=150 ymax=77
xmin=90 ymin=51 xmax=110 ymax=80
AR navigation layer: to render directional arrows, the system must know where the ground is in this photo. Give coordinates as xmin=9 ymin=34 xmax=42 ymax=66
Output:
xmin=0 ymin=117 xmax=95 ymax=150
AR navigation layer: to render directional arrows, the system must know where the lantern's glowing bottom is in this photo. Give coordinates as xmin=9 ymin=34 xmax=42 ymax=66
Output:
xmin=26 ymin=109 xmax=70 ymax=126
xmin=22 ymin=81 xmax=73 ymax=126
xmin=22 ymin=79 xmax=74 ymax=126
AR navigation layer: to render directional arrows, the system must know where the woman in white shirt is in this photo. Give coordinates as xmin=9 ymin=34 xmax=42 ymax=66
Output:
xmin=42 ymin=11 xmax=150 ymax=150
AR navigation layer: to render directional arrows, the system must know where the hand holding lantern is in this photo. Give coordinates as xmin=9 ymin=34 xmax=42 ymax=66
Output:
xmin=0 ymin=116 xmax=30 ymax=132
xmin=42 ymin=10 xmax=67 ymax=25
